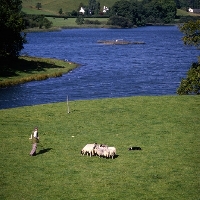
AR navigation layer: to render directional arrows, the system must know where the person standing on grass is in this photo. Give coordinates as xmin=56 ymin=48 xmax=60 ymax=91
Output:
xmin=29 ymin=127 xmax=39 ymax=156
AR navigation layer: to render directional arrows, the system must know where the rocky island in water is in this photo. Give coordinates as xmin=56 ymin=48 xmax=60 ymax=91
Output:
xmin=97 ymin=39 xmax=145 ymax=45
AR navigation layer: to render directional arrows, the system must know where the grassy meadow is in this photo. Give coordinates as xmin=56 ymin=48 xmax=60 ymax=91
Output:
xmin=22 ymin=0 xmax=122 ymax=15
xmin=177 ymin=9 xmax=200 ymax=16
xmin=0 ymin=95 xmax=199 ymax=199
xmin=46 ymin=17 xmax=108 ymax=28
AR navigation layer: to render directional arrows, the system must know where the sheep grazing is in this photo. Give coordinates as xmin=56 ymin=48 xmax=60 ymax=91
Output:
xmin=95 ymin=144 xmax=116 ymax=159
xmin=99 ymin=144 xmax=108 ymax=148
xmin=95 ymin=143 xmax=108 ymax=149
xmin=95 ymin=147 xmax=105 ymax=158
xmin=81 ymin=143 xmax=117 ymax=159
xmin=108 ymin=147 xmax=116 ymax=159
xmin=94 ymin=144 xmax=107 ymax=155
xmin=81 ymin=143 xmax=97 ymax=157
xmin=94 ymin=145 xmax=108 ymax=158
xmin=103 ymin=148 xmax=110 ymax=158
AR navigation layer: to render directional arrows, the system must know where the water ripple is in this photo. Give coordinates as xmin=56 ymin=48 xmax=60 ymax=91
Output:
xmin=0 ymin=26 xmax=199 ymax=109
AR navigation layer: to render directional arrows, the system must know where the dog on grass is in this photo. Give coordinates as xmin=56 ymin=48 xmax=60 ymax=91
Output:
xmin=128 ymin=147 xmax=142 ymax=150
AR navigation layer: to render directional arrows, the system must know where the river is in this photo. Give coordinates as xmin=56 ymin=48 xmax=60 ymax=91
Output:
xmin=0 ymin=26 xmax=199 ymax=109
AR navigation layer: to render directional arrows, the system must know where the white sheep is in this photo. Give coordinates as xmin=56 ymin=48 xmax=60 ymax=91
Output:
xmin=94 ymin=145 xmax=110 ymax=158
xmin=95 ymin=147 xmax=104 ymax=158
xmin=108 ymin=147 xmax=116 ymax=159
xmin=81 ymin=143 xmax=97 ymax=157
xmin=103 ymin=147 xmax=110 ymax=158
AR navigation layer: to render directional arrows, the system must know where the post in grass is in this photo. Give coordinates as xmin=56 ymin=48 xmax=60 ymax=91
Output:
xmin=67 ymin=95 xmax=70 ymax=114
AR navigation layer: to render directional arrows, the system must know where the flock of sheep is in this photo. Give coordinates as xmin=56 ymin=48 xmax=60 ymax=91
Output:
xmin=81 ymin=143 xmax=116 ymax=159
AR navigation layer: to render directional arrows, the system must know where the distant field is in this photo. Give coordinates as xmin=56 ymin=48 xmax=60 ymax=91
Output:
xmin=177 ymin=9 xmax=200 ymax=16
xmin=22 ymin=0 xmax=120 ymax=14
xmin=22 ymin=7 xmax=56 ymax=15
xmin=46 ymin=17 xmax=108 ymax=28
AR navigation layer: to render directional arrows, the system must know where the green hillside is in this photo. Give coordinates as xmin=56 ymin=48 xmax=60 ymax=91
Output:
xmin=177 ymin=8 xmax=200 ymax=16
xmin=22 ymin=0 xmax=120 ymax=15
xmin=22 ymin=0 xmax=199 ymax=17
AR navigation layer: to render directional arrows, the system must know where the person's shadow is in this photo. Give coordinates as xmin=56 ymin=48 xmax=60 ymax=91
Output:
xmin=37 ymin=148 xmax=52 ymax=155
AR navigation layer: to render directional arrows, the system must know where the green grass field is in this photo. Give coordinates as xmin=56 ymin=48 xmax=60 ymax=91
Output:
xmin=0 ymin=95 xmax=199 ymax=199
xmin=46 ymin=17 xmax=108 ymax=28
xmin=22 ymin=0 xmax=121 ymax=15
xmin=177 ymin=9 xmax=200 ymax=16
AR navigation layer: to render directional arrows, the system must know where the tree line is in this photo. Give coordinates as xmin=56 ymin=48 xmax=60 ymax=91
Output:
xmin=177 ymin=20 xmax=200 ymax=95
xmin=74 ymin=0 xmax=177 ymax=27
xmin=108 ymin=0 xmax=177 ymax=27
xmin=61 ymin=0 xmax=200 ymax=18
xmin=23 ymin=14 xmax=53 ymax=29
xmin=175 ymin=0 xmax=200 ymax=9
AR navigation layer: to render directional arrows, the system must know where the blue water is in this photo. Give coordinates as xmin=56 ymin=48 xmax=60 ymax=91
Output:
xmin=0 ymin=26 xmax=199 ymax=109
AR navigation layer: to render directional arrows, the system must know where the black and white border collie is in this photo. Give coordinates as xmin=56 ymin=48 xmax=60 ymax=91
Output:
xmin=128 ymin=147 xmax=142 ymax=150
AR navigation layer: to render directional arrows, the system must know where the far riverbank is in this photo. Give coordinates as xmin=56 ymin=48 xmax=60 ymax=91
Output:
xmin=23 ymin=17 xmax=181 ymax=33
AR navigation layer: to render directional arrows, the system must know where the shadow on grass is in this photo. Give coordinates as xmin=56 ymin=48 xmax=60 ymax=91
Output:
xmin=37 ymin=148 xmax=52 ymax=155
xmin=113 ymin=154 xmax=119 ymax=159
xmin=1 ymin=57 xmax=64 ymax=77
xmin=104 ymin=155 xmax=119 ymax=159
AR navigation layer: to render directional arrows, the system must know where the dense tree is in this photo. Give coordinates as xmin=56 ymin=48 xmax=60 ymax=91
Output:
xmin=177 ymin=61 xmax=200 ymax=95
xmin=174 ymin=0 xmax=181 ymax=9
xmin=95 ymin=1 xmax=100 ymax=15
xmin=163 ymin=1 xmax=177 ymax=23
xmin=59 ymin=8 xmax=63 ymax=15
xmin=143 ymin=0 xmax=176 ymax=23
xmin=75 ymin=16 xmax=84 ymax=25
xmin=108 ymin=0 xmax=176 ymax=27
xmin=180 ymin=20 xmax=200 ymax=48
xmin=36 ymin=2 xmax=42 ymax=10
xmin=177 ymin=0 xmax=200 ymax=9
xmin=0 ymin=0 xmax=26 ymax=59
xmin=177 ymin=20 xmax=200 ymax=95
xmin=110 ymin=0 xmax=132 ymax=18
xmin=107 ymin=15 xmax=133 ymax=28
xmin=71 ymin=10 xmax=78 ymax=16
xmin=41 ymin=17 xmax=53 ymax=29
xmin=109 ymin=0 xmax=139 ymax=27
xmin=88 ymin=0 xmax=96 ymax=14
xmin=23 ymin=14 xmax=52 ymax=29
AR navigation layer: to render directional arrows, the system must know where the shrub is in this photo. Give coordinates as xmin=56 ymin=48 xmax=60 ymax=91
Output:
xmin=177 ymin=62 xmax=200 ymax=95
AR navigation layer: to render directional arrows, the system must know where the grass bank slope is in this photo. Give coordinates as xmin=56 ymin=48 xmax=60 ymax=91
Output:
xmin=177 ymin=8 xmax=200 ymax=16
xmin=0 ymin=56 xmax=79 ymax=88
xmin=0 ymin=96 xmax=199 ymax=199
